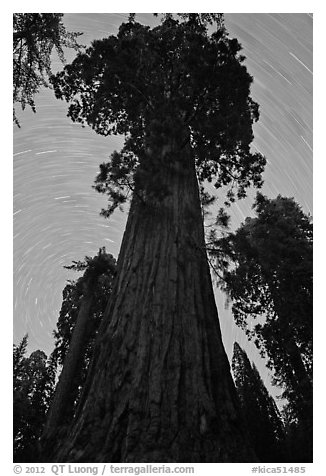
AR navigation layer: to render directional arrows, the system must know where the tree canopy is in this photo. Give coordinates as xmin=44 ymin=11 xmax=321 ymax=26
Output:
xmin=51 ymin=14 xmax=266 ymax=216
xmin=13 ymin=13 xmax=82 ymax=126
xmin=210 ymin=193 xmax=312 ymax=424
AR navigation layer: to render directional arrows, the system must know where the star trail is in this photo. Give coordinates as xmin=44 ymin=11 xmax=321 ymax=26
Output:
xmin=13 ymin=13 xmax=312 ymax=394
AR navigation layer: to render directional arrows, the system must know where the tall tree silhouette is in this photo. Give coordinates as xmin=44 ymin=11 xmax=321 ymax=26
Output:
xmin=13 ymin=250 xmax=116 ymax=461
xmin=211 ymin=193 xmax=312 ymax=459
xmin=13 ymin=13 xmax=82 ymax=126
xmin=13 ymin=336 xmax=56 ymax=462
xmin=47 ymin=14 xmax=266 ymax=462
xmin=42 ymin=248 xmax=116 ymax=450
xmin=232 ymin=342 xmax=285 ymax=462
xmin=50 ymin=251 xmax=116 ymax=414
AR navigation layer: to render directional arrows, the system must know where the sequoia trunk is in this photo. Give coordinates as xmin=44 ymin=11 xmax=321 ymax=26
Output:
xmin=42 ymin=280 xmax=94 ymax=447
xmin=48 ymin=146 xmax=255 ymax=462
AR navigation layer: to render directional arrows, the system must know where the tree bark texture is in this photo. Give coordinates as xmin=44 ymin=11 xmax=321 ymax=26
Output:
xmin=49 ymin=147 xmax=256 ymax=462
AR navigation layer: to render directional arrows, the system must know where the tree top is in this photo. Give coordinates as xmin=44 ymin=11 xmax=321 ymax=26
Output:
xmin=51 ymin=14 xmax=266 ymax=213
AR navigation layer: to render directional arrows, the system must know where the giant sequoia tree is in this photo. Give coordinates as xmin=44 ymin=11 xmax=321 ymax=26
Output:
xmin=45 ymin=14 xmax=266 ymax=462
xmin=42 ymin=249 xmax=116 ymax=447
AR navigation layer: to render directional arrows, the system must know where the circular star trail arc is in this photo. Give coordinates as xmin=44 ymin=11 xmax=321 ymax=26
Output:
xmin=13 ymin=13 xmax=312 ymax=395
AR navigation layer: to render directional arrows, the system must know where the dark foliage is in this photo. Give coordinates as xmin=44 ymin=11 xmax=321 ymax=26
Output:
xmin=232 ymin=342 xmax=285 ymax=462
xmin=282 ymin=404 xmax=313 ymax=463
xmin=210 ymin=193 xmax=312 ymax=459
xmin=50 ymin=13 xmax=266 ymax=216
xmin=13 ymin=336 xmax=56 ymax=462
xmin=13 ymin=13 xmax=83 ymax=126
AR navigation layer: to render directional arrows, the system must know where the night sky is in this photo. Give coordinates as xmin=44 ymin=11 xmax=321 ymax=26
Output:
xmin=13 ymin=13 xmax=312 ymax=395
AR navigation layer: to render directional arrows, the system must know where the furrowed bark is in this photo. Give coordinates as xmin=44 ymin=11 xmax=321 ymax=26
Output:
xmin=47 ymin=145 xmax=256 ymax=462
